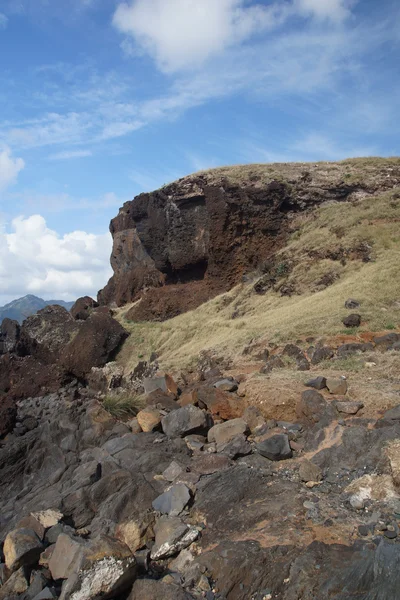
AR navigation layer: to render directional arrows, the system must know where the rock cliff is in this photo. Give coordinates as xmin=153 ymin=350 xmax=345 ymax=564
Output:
xmin=98 ymin=160 xmax=400 ymax=320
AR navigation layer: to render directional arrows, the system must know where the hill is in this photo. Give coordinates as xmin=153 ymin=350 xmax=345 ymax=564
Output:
xmin=0 ymin=294 xmax=75 ymax=324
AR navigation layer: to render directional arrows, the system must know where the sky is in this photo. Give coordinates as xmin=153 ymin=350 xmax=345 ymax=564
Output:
xmin=0 ymin=0 xmax=399 ymax=305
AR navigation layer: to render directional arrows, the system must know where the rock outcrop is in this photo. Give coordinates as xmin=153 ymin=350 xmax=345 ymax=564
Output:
xmin=98 ymin=162 xmax=400 ymax=320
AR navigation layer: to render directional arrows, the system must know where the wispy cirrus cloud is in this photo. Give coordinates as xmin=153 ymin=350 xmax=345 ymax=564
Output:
xmin=49 ymin=149 xmax=93 ymax=160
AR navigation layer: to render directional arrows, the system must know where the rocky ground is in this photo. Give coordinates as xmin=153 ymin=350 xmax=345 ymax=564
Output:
xmin=1 ymin=300 xmax=400 ymax=599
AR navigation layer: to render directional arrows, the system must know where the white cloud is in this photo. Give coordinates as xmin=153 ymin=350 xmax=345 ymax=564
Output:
xmin=112 ymin=0 xmax=288 ymax=73
xmin=49 ymin=149 xmax=93 ymax=160
xmin=0 ymin=13 xmax=8 ymax=29
xmin=0 ymin=146 xmax=25 ymax=191
xmin=0 ymin=215 xmax=112 ymax=301
xmin=295 ymin=0 xmax=355 ymax=22
xmin=112 ymin=0 xmax=356 ymax=73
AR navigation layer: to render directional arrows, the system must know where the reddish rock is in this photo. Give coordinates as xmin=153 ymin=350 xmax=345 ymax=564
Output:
xmin=70 ymin=296 xmax=99 ymax=320
xmin=197 ymin=386 xmax=246 ymax=420
xmin=61 ymin=312 xmax=128 ymax=380
xmin=23 ymin=305 xmax=79 ymax=357
xmin=178 ymin=390 xmax=198 ymax=407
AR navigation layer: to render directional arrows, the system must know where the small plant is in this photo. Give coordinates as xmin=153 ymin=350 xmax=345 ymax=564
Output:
xmin=340 ymin=327 xmax=360 ymax=335
xmin=386 ymin=323 xmax=396 ymax=330
xmin=102 ymin=394 xmax=145 ymax=419
xmin=275 ymin=261 xmax=290 ymax=277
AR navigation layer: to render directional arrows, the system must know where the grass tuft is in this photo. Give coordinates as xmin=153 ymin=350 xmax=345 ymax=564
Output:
xmin=101 ymin=394 xmax=145 ymax=419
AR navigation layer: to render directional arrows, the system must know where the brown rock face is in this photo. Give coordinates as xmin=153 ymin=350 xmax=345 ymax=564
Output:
xmin=98 ymin=170 xmax=384 ymax=320
xmin=70 ymin=296 xmax=99 ymax=320
xmin=61 ymin=312 xmax=128 ymax=380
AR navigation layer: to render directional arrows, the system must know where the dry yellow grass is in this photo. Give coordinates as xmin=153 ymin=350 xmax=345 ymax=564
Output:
xmin=115 ymin=176 xmax=400 ymax=373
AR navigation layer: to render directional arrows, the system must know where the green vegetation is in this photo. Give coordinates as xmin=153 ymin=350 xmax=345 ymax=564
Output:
xmin=101 ymin=394 xmax=145 ymax=419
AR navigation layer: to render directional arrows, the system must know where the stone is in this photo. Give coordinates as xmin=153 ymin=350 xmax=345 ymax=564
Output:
xmin=146 ymin=389 xmax=178 ymax=411
xmin=0 ymin=568 xmax=28 ymax=600
xmin=128 ymin=579 xmax=194 ymax=600
xmin=296 ymin=358 xmax=310 ymax=371
xmin=25 ymin=570 xmax=48 ymax=599
xmin=70 ymin=296 xmax=99 ymax=321
xmin=4 ymin=528 xmax=44 ymax=572
xmin=260 ymin=357 xmax=285 ymax=373
xmin=32 ymin=588 xmax=56 ymax=600
xmin=152 ymin=484 xmax=191 ymax=516
xmin=136 ymin=408 xmax=162 ymax=432
xmin=282 ymin=344 xmax=304 ymax=359
xmin=128 ymin=418 xmax=142 ymax=434
xmin=178 ymin=390 xmax=198 ymax=407
xmin=382 ymin=405 xmax=400 ymax=421
xmin=242 ymin=406 xmax=266 ymax=433
xmin=31 ymin=509 xmax=63 ymax=529
xmin=305 ymin=376 xmax=327 ymax=390
xmin=45 ymin=523 xmax=76 ymax=545
xmin=185 ymin=434 xmax=206 ymax=451
xmin=23 ymin=305 xmax=79 ymax=356
xmin=374 ymin=333 xmax=400 ymax=348
xmin=48 ymin=533 xmax=85 ymax=580
xmin=163 ymin=461 xmax=184 ymax=482
xmin=191 ymin=454 xmax=232 ymax=475
xmin=326 ymin=377 xmax=348 ymax=395
xmin=58 ymin=537 xmax=137 ymax=600
xmin=214 ymin=378 xmax=238 ymax=392
xmin=342 ymin=314 xmax=361 ymax=327
xmin=299 ymin=460 xmax=323 ymax=483
xmin=311 ymin=346 xmax=334 ymax=365
xmin=143 ymin=376 xmax=168 ymax=394
xmin=217 ymin=435 xmax=252 ymax=459
xmin=208 ymin=418 xmax=249 ymax=445
xmin=256 ymin=434 xmax=292 ymax=461
xmin=297 ymin=390 xmax=330 ymax=424
xmin=61 ymin=312 xmax=129 ymax=379
xmin=150 ymin=517 xmax=199 ymax=560
xmin=337 ymin=343 xmax=373 ymax=357
xmin=345 ymin=298 xmax=360 ymax=309
xmin=197 ymin=387 xmax=246 ymax=420
xmin=161 ymin=405 xmax=207 ymax=438
xmin=39 ymin=545 xmax=55 ymax=567
xmin=16 ymin=515 xmax=45 ymax=541
xmin=335 ymin=401 xmax=364 ymax=415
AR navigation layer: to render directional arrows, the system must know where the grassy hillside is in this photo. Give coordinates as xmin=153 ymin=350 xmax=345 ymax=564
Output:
xmin=115 ymin=159 xmax=400 ymax=373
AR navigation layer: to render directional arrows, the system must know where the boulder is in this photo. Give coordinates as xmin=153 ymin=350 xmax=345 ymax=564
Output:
xmin=136 ymin=408 xmax=162 ymax=432
xmin=256 ymin=434 xmax=292 ymax=461
xmin=70 ymin=296 xmax=99 ymax=320
xmin=0 ymin=318 xmax=20 ymax=354
xmin=282 ymin=344 xmax=304 ymax=359
xmin=374 ymin=333 xmax=400 ymax=349
xmin=0 ymin=395 xmax=17 ymax=437
xmin=128 ymin=579 xmax=194 ymax=600
xmin=311 ymin=346 xmax=334 ymax=365
xmin=191 ymin=454 xmax=232 ymax=475
xmin=208 ymin=418 xmax=249 ymax=445
xmin=297 ymin=390 xmax=331 ymax=425
xmin=217 ymin=435 xmax=252 ymax=459
xmin=31 ymin=509 xmax=63 ymax=529
xmin=0 ymin=568 xmax=28 ymax=600
xmin=15 ymin=515 xmax=45 ymax=541
xmin=178 ymin=390 xmax=198 ymax=407
xmin=161 ymin=406 xmax=207 ymax=438
xmin=296 ymin=357 xmax=310 ymax=371
xmin=242 ymin=406 xmax=266 ymax=433
xmin=58 ymin=536 xmax=137 ymax=600
xmin=23 ymin=305 xmax=79 ymax=357
xmin=326 ymin=378 xmax=348 ymax=395
xmin=334 ymin=401 xmax=363 ymax=415
xmin=214 ymin=378 xmax=238 ymax=392
xmin=299 ymin=460 xmax=322 ymax=483
xmin=48 ymin=533 xmax=85 ymax=580
xmin=260 ymin=356 xmax=285 ymax=373
xmin=61 ymin=312 xmax=128 ymax=379
xmin=150 ymin=517 xmax=199 ymax=560
xmin=197 ymin=387 xmax=245 ymax=419
xmin=4 ymin=528 xmax=43 ymax=572
xmin=305 ymin=376 xmax=327 ymax=390
xmin=152 ymin=484 xmax=191 ymax=517
xmin=337 ymin=342 xmax=373 ymax=357
xmin=342 ymin=314 xmax=361 ymax=327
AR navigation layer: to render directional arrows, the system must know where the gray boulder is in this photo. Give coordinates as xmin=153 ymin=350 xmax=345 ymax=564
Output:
xmin=257 ymin=434 xmax=292 ymax=461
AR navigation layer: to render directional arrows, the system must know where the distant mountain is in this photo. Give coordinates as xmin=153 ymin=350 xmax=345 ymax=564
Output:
xmin=0 ymin=295 xmax=75 ymax=325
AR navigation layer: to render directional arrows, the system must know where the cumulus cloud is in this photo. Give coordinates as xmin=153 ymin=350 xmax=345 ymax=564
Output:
xmin=0 ymin=215 xmax=112 ymax=302
xmin=0 ymin=146 xmax=25 ymax=191
xmin=112 ymin=0 xmax=288 ymax=73
xmin=112 ymin=0 xmax=356 ymax=72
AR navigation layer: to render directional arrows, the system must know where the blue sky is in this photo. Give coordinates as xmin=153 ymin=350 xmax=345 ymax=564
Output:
xmin=0 ymin=0 xmax=399 ymax=304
